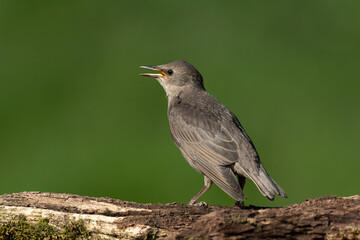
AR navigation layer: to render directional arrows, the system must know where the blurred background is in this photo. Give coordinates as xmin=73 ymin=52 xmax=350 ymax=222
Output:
xmin=0 ymin=1 xmax=359 ymax=207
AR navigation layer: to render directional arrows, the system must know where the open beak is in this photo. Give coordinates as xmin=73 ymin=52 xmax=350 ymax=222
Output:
xmin=139 ymin=66 xmax=166 ymax=78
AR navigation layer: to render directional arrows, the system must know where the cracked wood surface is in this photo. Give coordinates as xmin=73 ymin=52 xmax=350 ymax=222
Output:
xmin=0 ymin=192 xmax=359 ymax=239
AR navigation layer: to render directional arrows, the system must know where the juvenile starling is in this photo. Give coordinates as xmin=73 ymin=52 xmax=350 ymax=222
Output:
xmin=140 ymin=60 xmax=287 ymax=205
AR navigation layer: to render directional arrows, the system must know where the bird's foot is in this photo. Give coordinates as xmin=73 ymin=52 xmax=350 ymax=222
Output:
xmin=235 ymin=200 xmax=245 ymax=208
xmin=188 ymin=201 xmax=208 ymax=207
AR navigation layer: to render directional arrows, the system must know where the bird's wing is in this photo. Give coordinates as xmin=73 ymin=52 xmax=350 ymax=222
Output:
xmin=169 ymin=106 xmax=246 ymax=200
xmin=171 ymin=123 xmax=240 ymax=166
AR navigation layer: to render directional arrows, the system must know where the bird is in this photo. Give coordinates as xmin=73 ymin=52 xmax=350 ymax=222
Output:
xmin=139 ymin=60 xmax=287 ymax=206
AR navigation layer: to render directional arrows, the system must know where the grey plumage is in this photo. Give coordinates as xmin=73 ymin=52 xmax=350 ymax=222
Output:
xmin=140 ymin=60 xmax=287 ymax=205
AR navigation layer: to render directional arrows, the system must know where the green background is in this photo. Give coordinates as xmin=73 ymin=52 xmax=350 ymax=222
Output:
xmin=1 ymin=1 xmax=359 ymax=207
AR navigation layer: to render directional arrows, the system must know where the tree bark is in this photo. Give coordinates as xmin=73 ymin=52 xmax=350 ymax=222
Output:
xmin=0 ymin=192 xmax=359 ymax=239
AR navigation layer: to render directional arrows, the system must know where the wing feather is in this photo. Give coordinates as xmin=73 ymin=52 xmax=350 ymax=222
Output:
xmin=169 ymin=106 xmax=245 ymax=200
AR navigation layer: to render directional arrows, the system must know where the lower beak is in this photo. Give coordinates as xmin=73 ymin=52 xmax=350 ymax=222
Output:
xmin=139 ymin=66 xmax=166 ymax=78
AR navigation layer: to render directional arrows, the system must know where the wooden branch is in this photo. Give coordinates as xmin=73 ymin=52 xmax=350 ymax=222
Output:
xmin=0 ymin=192 xmax=359 ymax=239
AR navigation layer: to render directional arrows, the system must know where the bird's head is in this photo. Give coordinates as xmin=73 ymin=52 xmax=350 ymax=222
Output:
xmin=140 ymin=60 xmax=204 ymax=98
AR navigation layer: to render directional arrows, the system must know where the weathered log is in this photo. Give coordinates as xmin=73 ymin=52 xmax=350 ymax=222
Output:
xmin=0 ymin=192 xmax=359 ymax=239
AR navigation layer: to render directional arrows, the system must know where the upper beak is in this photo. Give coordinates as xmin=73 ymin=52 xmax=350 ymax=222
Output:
xmin=139 ymin=65 xmax=166 ymax=78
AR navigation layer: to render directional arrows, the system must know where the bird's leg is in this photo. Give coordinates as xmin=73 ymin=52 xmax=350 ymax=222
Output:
xmin=235 ymin=176 xmax=246 ymax=208
xmin=235 ymin=200 xmax=244 ymax=208
xmin=238 ymin=176 xmax=246 ymax=189
xmin=188 ymin=176 xmax=213 ymax=205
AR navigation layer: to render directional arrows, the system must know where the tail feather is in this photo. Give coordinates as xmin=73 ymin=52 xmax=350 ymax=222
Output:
xmin=234 ymin=162 xmax=287 ymax=200
xmin=253 ymin=165 xmax=287 ymax=200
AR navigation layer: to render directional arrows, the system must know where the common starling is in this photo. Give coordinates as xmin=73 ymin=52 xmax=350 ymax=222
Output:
xmin=140 ymin=60 xmax=287 ymax=205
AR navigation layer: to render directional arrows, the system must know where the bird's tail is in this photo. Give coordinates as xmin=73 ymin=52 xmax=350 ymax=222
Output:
xmin=251 ymin=165 xmax=287 ymax=200
xmin=235 ymin=162 xmax=287 ymax=200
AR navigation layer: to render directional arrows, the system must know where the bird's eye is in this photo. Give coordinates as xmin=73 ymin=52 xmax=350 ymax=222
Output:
xmin=167 ymin=69 xmax=174 ymax=76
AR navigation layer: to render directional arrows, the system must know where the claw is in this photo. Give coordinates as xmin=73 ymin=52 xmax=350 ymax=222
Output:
xmin=189 ymin=201 xmax=208 ymax=207
xmin=235 ymin=200 xmax=245 ymax=208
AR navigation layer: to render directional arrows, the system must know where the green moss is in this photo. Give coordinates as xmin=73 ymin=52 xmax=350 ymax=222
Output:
xmin=224 ymin=215 xmax=261 ymax=230
xmin=188 ymin=237 xmax=210 ymax=240
xmin=0 ymin=215 xmax=92 ymax=239
xmin=229 ymin=215 xmax=248 ymax=224
xmin=224 ymin=215 xmax=249 ymax=227
xmin=63 ymin=219 xmax=91 ymax=239
xmin=136 ymin=229 xmax=158 ymax=240
xmin=326 ymin=225 xmax=360 ymax=240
